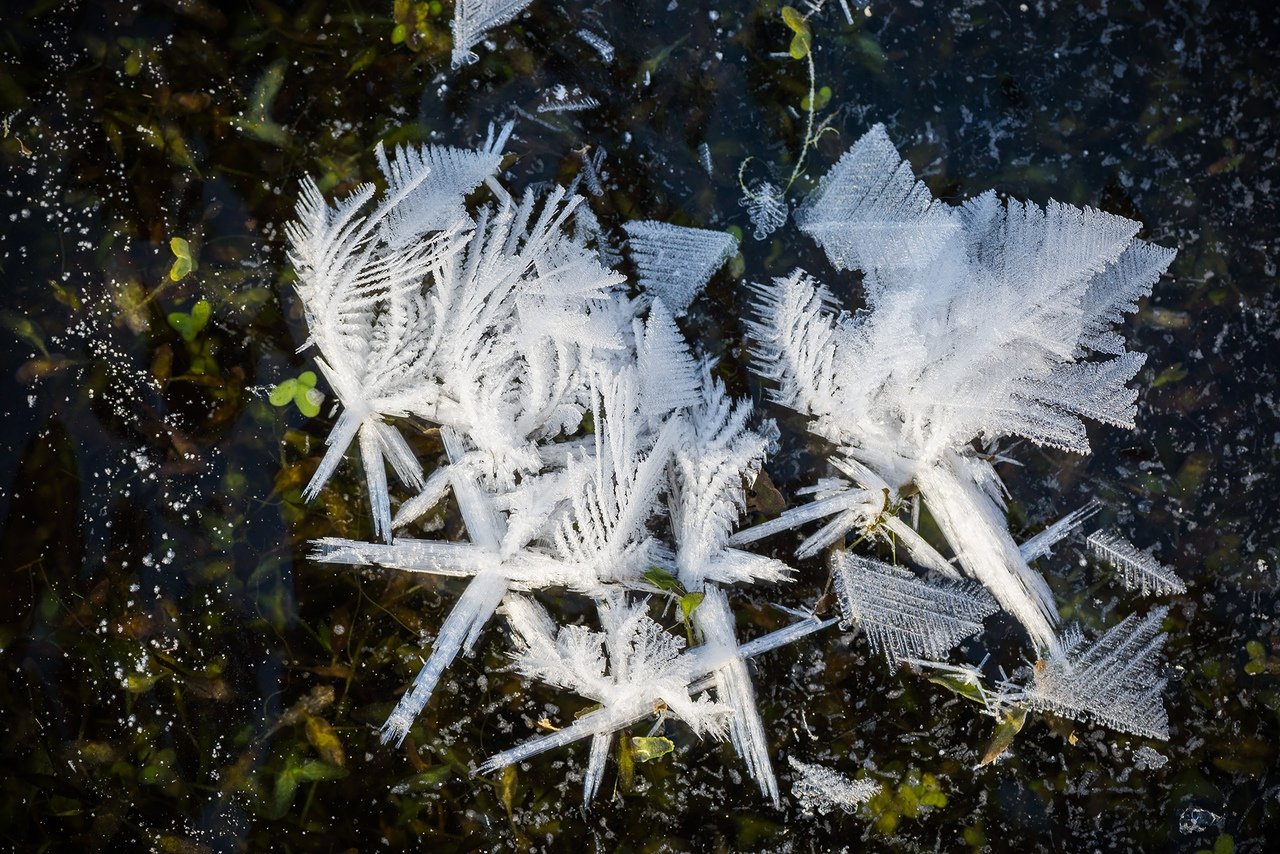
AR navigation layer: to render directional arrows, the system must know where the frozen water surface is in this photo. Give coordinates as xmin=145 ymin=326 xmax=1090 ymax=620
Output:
xmin=1 ymin=0 xmax=1277 ymax=850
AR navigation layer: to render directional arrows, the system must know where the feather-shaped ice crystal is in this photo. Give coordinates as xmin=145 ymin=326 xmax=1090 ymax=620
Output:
xmin=743 ymin=124 xmax=1175 ymax=655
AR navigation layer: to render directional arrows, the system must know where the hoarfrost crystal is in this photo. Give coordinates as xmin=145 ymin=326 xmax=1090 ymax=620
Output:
xmin=743 ymin=123 xmax=1175 ymax=655
xmin=451 ymin=0 xmax=535 ymax=68
xmin=1087 ymin=530 xmax=1186 ymax=596
xmin=1009 ymin=607 xmax=1171 ymax=740
xmin=833 ymin=553 xmax=998 ymax=666
xmin=788 ymin=756 xmax=880 ymax=815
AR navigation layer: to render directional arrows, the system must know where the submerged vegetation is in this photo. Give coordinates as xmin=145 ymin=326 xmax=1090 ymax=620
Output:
xmin=1 ymin=1 xmax=1278 ymax=850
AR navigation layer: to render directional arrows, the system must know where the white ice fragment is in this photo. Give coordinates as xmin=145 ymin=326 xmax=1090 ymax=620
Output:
xmin=576 ymin=29 xmax=614 ymax=63
xmin=833 ymin=553 xmax=998 ymax=666
xmin=451 ymin=0 xmax=534 ymax=68
xmin=1012 ymin=607 xmax=1171 ymax=740
xmin=1132 ymin=745 xmax=1169 ymax=770
xmin=1019 ymin=501 xmax=1100 ymax=563
xmin=788 ymin=756 xmax=880 ymax=815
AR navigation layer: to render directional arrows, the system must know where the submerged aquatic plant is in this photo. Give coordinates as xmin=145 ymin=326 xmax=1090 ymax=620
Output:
xmin=737 ymin=6 xmax=833 ymax=240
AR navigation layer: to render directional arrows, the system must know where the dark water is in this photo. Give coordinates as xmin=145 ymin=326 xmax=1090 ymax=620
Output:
xmin=1 ymin=0 xmax=1277 ymax=850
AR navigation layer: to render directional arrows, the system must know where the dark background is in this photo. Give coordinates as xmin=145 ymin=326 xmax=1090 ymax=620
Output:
xmin=1 ymin=0 xmax=1276 ymax=850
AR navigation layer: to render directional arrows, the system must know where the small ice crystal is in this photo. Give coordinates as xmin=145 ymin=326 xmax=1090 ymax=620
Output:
xmin=1179 ymin=806 xmax=1223 ymax=835
xmin=1132 ymin=745 xmax=1168 ymax=770
xmin=787 ymin=756 xmax=880 ymax=815
xmin=741 ymin=180 xmax=788 ymax=240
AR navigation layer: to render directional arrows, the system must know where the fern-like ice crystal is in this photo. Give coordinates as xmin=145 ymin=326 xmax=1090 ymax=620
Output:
xmin=1008 ymin=607 xmax=1171 ymax=740
xmin=833 ymin=553 xmax=998 ymax=666
xmin=1087 ymin=530 xmax=1186 ymax=596
xmin=744 ymin=123 xmax=1175 ymax=655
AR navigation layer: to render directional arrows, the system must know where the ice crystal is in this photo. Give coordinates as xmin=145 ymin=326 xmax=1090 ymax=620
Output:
xmin=451 ymin=0 xmax=535 ymax=68
xmin=624 ymin=221 xmax=738 ymax=317
xmin=744 ymin=124 xmax=1175 ymax=654
xmin=478 ymin=595 xmax=836 ymax=803
xmin=1011 ymin=607 xmax=1171 ymax=740
xmin=741 ymin=180 xmax=789 ymax=240
xmin=1087 ymin=530 xmax=1186 ymax=596
xmin=788 ymin=756 xmax=880 ymax=815
xmin=833 ymin=553 xmax=998 ymax=666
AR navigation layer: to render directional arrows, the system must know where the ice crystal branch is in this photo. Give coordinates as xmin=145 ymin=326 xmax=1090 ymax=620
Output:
xmin=788 ymin=756 xmax=880 ymax=816
xmin=623 ymin=221 xmax=739 ymax=316
xmin=833 ymin=553 xmax=998 ymax=667
xmin=288 ymin=122 xmax=634 ymax=539
xmin=1007 ymin=607 xmax=1172 ymax=740
xmin=311 ymin=366 xmax=677 ymax=743
xmin=1087 ymin=530 xmax=1186 ymax=596
xmin=478 ymin=598 xmax=836 ymax=802
xmin=451 ymin=0 xmax=535 ymax=68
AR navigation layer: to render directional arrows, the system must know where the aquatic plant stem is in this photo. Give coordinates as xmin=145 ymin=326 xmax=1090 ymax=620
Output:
xmin=738 ymin=42 xmax=818 ymax=203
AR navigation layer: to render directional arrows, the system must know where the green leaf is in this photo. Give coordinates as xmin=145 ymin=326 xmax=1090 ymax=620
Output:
xmin=347 ymin=46 xmax=378 ymax=77
xmin=781 ymin=6 xmax=809 ymax=36
xmin=304 ymin=714 xmax=345 ymax=767
xmin=269 ymin=379 xmax=298 ymax=407
xmin=124 ymin=670 xmax=166 ymax=693
xmin=802 ymin=85 xmax=832 ymax=111
xmin=169 ymin=237 xmax=196 ymax=281
xmin=679 ymin=591 xmax=705 ymax=624
xmin=789 ymin=31 xmax=811 ymax=60
xmin=643 ymin=566 xmax=684 ymax=594
xmin=1152 ymin=362 xmax=1188 ymax=388
xmin=272 ymin=759 xmax=347 ymax=816
xmin=630 ymin=736 xmax=674 ymax=762
xmin=296 ymin=386 xmax=324 ymax=418
xmin=926 ymin=672 xmax=988 ymax=707
xmin=499 ymin=764 xmax=518 ymax=816
xmin=781 ymin=7 xmax=812 ymax=59
xmin=140 ymin=747 xmax=177 ymax=785
xmin=920 ymin=788 xmax=948 ymax=808
xmin=616 ymin=732 xmax=635 ymax=791
xmin=979 ymin=706 xmax=1028 ymax=767
xmin=270 ymin=372 xmax=323 ymax=415
xmin=271 ymin=771 xmax=299 ymax=817
xmin=0 ymin=309 xmax=49 ymax=357
xmin=394 ymin=767 xmax=451 ymax=793
xmin=166 ymin=299 xmax=210 ymax=342
xmin=190 ymin=298 xmax=210 ymax=329
xmin=294 ymin=759 xmax=346 ymax=783
xmin=48 ymin=795 xmax=83 ymax=816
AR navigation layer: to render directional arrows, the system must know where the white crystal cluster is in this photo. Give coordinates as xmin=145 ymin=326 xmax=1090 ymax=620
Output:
xmin=284 ymin=121 xmax=1181 ymax=808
